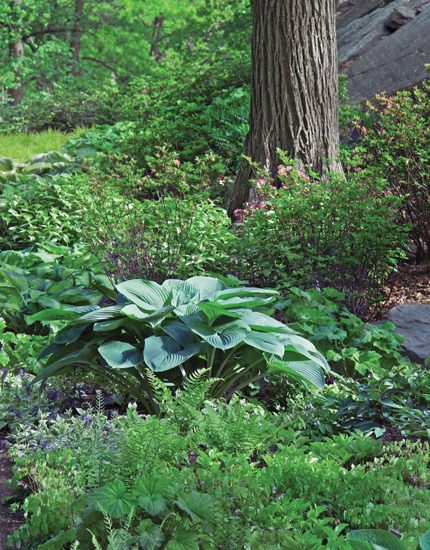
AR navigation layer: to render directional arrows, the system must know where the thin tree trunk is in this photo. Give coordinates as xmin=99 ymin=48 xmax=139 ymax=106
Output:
xmin=70 ymin=0 xmax=85 ymax=75
xmin=8 ymin=0 xmax=24 ymax=105
xmin=149 ymin=15 xmax=166 ymax=62
xmin=226 ymin=0 xmax=340 ymax=217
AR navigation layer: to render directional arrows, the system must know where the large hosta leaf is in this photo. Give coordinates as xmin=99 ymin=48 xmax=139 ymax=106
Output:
xmin=122 ymin=304 xmax=175 ymax=327
xmin=144 ymin=336 xmax=200 ymax=372
xmin=347 ymin=530 xmax=408 ymax=550
xmin=162 ymin=279 xmax=199 ymax=305
xmin=77 ymin=305 xmax=124 ymax=322
xmin=245 ymin=331 xmax=284 ymax=357
xmin=116 ymin=280 xmax=171 ymax=311
xmin=215 ymin=296 xmax=276 ymax=310
xmin=186 ymin=276 xmax=226 ymax=301
xmin=420 ymin=531 xmax=430 ymax=550
xmin=198 ymin=301 xmax=241 ymax=322
xmin=232 ymin=310 xmax=296 ymax=334
xmin=214 ymin=287 xmax=279 ymax=300
xmin=86 ymin=480 xmax=137 ymax=519
xmin=184 ymin=319 xmax=248 ymax=350
xmin=162 ymin=321 xmax=199 ymax=346
xmin=99 ymin=341 xmax=143 ymax=369
xmin=0 ymin=269 xmax=28 ymax=294
xmin=266 ymin=356 xmax=325 ymax=389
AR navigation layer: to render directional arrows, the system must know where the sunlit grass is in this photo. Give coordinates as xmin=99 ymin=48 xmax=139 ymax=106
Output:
xmin=0 ymin=126 xmax=90 ymax=162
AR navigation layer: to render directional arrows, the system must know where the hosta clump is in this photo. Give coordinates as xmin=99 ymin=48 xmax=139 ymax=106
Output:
xmin=31 ymin=276 xmax=329 ymax=414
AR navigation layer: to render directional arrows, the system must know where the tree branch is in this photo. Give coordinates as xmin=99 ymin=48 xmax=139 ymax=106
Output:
xmin=80 ymin=56 xmax=119 ymax=76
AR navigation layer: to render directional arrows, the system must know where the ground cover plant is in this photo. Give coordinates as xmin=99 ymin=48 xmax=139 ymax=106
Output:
xmin=1 ymin=5 xmax=430 ymax=548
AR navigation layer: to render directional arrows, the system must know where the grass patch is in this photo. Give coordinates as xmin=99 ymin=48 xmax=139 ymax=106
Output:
xmin=0 ymin=126 xmax=89 ymax=162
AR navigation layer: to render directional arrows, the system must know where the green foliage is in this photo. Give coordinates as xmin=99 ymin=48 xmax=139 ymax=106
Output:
xmin=0 ymin=150 xmax=73 ymax=184
xmin=32 ymin=276 xmax=328 ymax=413
xmin=344 ymin=82 xmax=430 ymax=263
xmin=0 ymin=243 xmax=113 ymax=334
xmin=232 ymin=151 xmax=409 ymax=318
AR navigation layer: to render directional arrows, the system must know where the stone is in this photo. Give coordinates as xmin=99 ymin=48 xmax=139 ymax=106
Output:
xmin=342 ymin=5 xmax=430 ymax=102
xmin=385 ymin=6 xmax=416 ymax=28
xmin=337 ymin=0 xmax=395 ymax=28
xmin=380 ymin=302 xmax=430 ymax=365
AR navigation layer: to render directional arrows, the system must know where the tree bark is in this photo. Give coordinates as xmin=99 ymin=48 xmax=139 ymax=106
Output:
xmin=226 ymin=0 xmax=340 ymax=217
xmin=149 ymin=15 xmax=166 ymax=62
xmin=8 ymin=0 xmax=24 ymax=105
xmin=70 ymin=0 xmax=85 ymax=75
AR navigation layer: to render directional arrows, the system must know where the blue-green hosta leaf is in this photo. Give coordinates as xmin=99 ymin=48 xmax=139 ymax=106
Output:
xmin=175 ymin=491 xmax=215 ymax=523
xmin=197 ymin=301 xmax=242 ymax=322
xmin=162 ymin=279 xmax=199 ymax=305
xmin=35 ymin=297 xmax=62 ymax=309
xmin=214 ymin=287 xmax=279 ymax=300
xmin=266 ymin=356 xmax=325 ymax=389
xmin=138 ymin=494 xmax=168 ymax=516
xmin=347 ymin=530 xmax=408 ymax=550
xmin=187 ymin=319 xmax=248 ymax=350
xmin=166 ymin=530 xmax=199 ymax=550
xmin=116 ymin=280 xmax=171 ymax=311
xmin=33 ymin=345 xmax=98 ymax=383
xmin=86 ymin=480 xmax=137 ymax=519
xmin=420 ymin=531 xmax=430 ymax=550
xmin=94 ymin=318 xmax=129 ymax=332
xmin=77 ymin=305 xmax=124 ymax=322
xmin=26 ymin=309 xmax=85 ymax=325
xmin=186 ymin=276 xmax=226 ymax=301
xmin=144 ymin=336 xmax=200 ymax=372
xmin=173 ymin=303 xmax=201 ymax=316
xmin=0 ymin=269 xmax=29 ymax=294
xmin=232 ymin=310 xmax=296 ymax=334
xmin=122 ymin=304 xmax=175 ymax=327
xmin=53 ymin=325 xmax=89 ymax=344
xmin=245 ymin=331 xmax=284 ymax=356
xmin=281 ymin=334 xmax=330 ymax=371
xmin=99 ymin=341 xmax=143 ymax=369
xmin=162 ymin=320 xmax=199 ymax=346
xmin=137 ymin=520 xmax=164 ymax=550
xmin=216 ymin=296 xmax=276 ymax=309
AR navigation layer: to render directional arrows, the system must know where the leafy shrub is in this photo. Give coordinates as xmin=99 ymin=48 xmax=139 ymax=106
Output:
xmin=232 ymin=151 xmax=408 ymax=318
xmin=344 ymin=82 xmax=430 ymax=263
xmin=31 ymin=276 xmax=329 ymax=413
xmin=0 ymin=150 xmax=73 ymax=184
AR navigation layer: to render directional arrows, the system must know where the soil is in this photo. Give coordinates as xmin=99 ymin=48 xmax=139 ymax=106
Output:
xmin=0 ymin=432 xmax=25 ymax=550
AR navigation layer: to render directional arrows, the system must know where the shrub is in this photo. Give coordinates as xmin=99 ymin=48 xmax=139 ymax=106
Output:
xmin=232 ymin=151 xmax=409 ymax=319
xmin=344 ymin=82 xmax=430 ymax=264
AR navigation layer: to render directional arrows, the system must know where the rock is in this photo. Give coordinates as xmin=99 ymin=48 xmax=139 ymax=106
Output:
xmin=379 ymin=303 xmax=430 ymax=365
xmin=341 ymin=4 xmax=430 ymax=102
xmin=337 ymin=0 xmax=394 ymax=28
xmin=385 ymin=6 xmax=416 ymax=28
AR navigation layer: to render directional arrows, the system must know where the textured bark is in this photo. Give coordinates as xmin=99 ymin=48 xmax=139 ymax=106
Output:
xmin=70 ymin=0 xmax=85 ymax=75
xmin=149 ymin=15 xmax=166 ymax=62
xmin=8 ymin=0 xmax=24 ymax=105
xmin=226 ymin=0 xmax=340 ymax=217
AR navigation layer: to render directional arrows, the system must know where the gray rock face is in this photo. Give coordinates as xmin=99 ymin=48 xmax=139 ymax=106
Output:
xmin=337 ymin=0 xmax=430 ymax=102
xmin=380 ymin=303 xmax=430 ymax=365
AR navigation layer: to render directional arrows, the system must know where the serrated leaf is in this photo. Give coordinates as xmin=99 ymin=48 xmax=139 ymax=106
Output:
xmin=144 ymin=336 xmax=200 ymax=372
xmin=99 ymin=341 xmax=143 ymax=369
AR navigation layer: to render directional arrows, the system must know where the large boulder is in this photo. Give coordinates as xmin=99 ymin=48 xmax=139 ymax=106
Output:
xmin=337 ymin=0 xmax=430 ymax=102
xmin=379 ymin=303 xmax=430 ymax=365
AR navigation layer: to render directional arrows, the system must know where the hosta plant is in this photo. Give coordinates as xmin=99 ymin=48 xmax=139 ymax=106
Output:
xmin=31 ymin=276 xmax=329 ymax=414
xmin=347 ymin=528 xmax=430 ymax=550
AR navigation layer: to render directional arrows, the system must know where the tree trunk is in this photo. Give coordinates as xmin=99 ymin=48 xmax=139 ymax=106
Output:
xmin=149 ymin=15 xmax=166 ymax=62
xmin=70 ymin=0 xmax=85 ymax=75
xmin=226 ymin=0 xmax=340 ymax=217
xmin=8 ymin=0 xmax=24 ymax=105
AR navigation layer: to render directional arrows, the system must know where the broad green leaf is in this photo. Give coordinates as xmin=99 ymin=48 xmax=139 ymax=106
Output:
xmin=116 ymin=280 xmax=171 ymax=311
xmin=32 ymin=345 xmax=98 ymax=383
xmin=137 ymin=520 xmax=164 ymax=550
xmin=99 ymin=341 xmax=143 ymax=368
xmin=35 ymin=297 xmax=62 ymax=310
xmin=267 ymin=356 xmax=325 ymax=389
xmin=53 ymin=325 xmax=89 ymax=344
xmin=138 ymin=493 xmax=168 ymax=516
xmin=347 ymin=530 xmax=408 ymax=550
xmin=0 ymin=157 xmax=14 ymax=171
xmin=186 ymin=276 xmax=226 ymax=301
xmin=216 ymin=296 xmax=276 ymax=309
xmin=175 ymin=490 xmax=215 ymax=523
xmin=122 ymin=304 xmax=175 ymax=327
xmin=231 ymin=309 xmax=296 ymax=334
xmin=162 ymin=279 xmax=199 ymax=304
xmin=86 ymin=480 xmax=137 ymax=519
xmin=166 ymin=529 xmax=199 ymax=550
xmin=244 ymin=331 xmax=284 ymax=356
xmin=144 ymin=336 xmax=200 ymax=372
xmin=162 ymin=320 xmax=199 ymax=346
xmin=26 ymin=309 xmax=84 ymax=325
xmin=78 ymin=305 xmax=124 ymax=322
xmin=185 ymin=319 xmax=248 ymax=350
xmin=198 ymin=301 xmax=241 ymax=322
xmin=214 ymin=287 xmax=279 ymax=300
xmin=0 ymin=269 xmax=28 ymax=294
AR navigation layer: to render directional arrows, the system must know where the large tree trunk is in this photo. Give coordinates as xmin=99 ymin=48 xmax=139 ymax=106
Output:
xmin=70 ymin=0 xmax=85 ymax=75
xmin=226 ymin=0 xmax=340 ymax=217
xmin=8 ymin=0 xmax=24 ymax=105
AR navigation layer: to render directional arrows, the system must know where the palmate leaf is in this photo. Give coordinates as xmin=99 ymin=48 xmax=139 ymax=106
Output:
xmin=266 ymin=355 xmax=325 ymax=389
xmin=137 ymin=520 xmax=164 ymax=550
xmin=166 ymin=530 xmax=199 ymax=550
xmin=138 ymin=494 xmax=168 ymax=516
xmin=99 ymin=341 xmax=143 ymax=369
xmin=86 ymin=480 xmax=137 ymax=519
xmin=116 ymin=280 xmax=172 ymax=311
xmin=347 ymin=530 xmax=408 ymax=550
xmin=184 ymin=318 xmax=248 ymax=350
xmin=144 ymin=336 xmax=200 ymax=372
xmin=244 ymin=331 xmax=284 ymax=357
xmin=175 ymin=490 xmax=215 ymax=523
